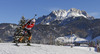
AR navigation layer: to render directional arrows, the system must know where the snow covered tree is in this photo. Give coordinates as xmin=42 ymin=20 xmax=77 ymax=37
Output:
xmin=13 ymin=16 xmax=27 ymax=43
xmin=19 ymin=16 xmax=26 ymax=26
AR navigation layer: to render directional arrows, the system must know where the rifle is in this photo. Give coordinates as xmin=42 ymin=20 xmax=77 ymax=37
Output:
xmin=22 ymin=14 xmax=37 ymax=28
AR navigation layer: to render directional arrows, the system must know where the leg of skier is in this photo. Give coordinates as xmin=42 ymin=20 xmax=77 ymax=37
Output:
xmin=15 ymin=36 xmax=24 ymax=46
xmin=27 ymin=30 xmax=32 ymax=46
xmin=19 ymin=36 xmax=24 ymax=42
xmin=16 ymin=29 xmax=25 ymax=45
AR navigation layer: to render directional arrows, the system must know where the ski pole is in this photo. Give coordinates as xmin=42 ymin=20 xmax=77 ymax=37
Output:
xmin=31 ymin=14 xmax=37 ymax=20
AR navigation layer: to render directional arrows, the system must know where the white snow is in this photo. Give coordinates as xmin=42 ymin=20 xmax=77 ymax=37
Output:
xmin=0 ymin=27 xmax=6 ymax=29
xmin=46 ymin=22 xmax=50 ymax=25
xmin=51 ymin=8 xmax=89 ymax=19
xmin=0 ymin=43 xmax=99 ymax=54
xmin=10 ymin=24 xmax=14 ymax=28
xmin=55 ymin=34 xmax=87 ymax=43
xmin=67 ymin=8 xmax=87 ymax=18
xmin=67 ymin=12 xmax=86 ymax=18
xmin=52 ymin=10 xmax=67 ymax=17
xmin=40 ymin=8 xmax=93 ymax=25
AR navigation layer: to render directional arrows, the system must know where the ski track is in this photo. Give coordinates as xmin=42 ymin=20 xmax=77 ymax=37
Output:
xmin=0 ymin=43 xmax=99 ymax=54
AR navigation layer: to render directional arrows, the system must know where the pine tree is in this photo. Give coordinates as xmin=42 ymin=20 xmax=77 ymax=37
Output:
xmin=14 ymin=16 xmax=26 ymax=43
xmin=19 ymin=16 xmax=26 ymax=26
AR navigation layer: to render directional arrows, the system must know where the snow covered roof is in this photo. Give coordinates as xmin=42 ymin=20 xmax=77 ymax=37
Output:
xmin=55 ymin=34 xmax=87 ymax=43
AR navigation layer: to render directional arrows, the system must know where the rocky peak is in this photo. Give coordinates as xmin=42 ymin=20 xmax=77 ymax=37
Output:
xmin=67 ymin=8 xmax=87 ymax=18
xmin=50 ymin=10 xmax=67 ymax=17
xmin=36 ymin=8 xmax=94 ymax=25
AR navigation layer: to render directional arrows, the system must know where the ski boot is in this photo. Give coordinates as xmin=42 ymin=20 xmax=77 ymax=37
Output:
xmin=27 ymin=40 xmax=31 ymax=46
xmin=15 ymin=40 xmax=20 ymax=46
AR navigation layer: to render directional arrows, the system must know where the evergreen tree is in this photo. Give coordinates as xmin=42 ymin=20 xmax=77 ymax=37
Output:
xmin=13 ymin=16 xmax=26 ymax=43
xmin=19 ymin=16 xmax=26 ymax=26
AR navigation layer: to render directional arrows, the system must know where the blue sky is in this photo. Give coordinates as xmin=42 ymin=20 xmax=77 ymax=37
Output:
xmin=0 ymin=0 xmax=100 ymax=24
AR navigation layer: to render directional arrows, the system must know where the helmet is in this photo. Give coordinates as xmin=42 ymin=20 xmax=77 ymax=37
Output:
xmin=32 ymin=19 xmax=36 ymax=23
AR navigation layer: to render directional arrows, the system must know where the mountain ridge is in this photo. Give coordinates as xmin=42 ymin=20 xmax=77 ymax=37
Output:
xmin=36 ymin=8 xmax=94 ymax=25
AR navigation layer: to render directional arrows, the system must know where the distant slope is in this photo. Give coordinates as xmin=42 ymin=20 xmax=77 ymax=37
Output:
xmin=92 ymin=36 xmax=100 ymax=42
xmin=0 ymin=23 xmax=17 ymax=42
xmin=0 ymin=43 xmax=99 ymax=54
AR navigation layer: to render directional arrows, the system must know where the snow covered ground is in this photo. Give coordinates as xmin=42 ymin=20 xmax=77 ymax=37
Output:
xmin=0 ymin=43 xmax=99 ymax=54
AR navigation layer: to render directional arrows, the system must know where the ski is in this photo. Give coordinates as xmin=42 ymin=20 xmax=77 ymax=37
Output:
xmin=25 ymin=45 xmax=32 ymax=46
xmin=15 ymin=40 xmax=20 ymax=47
xmin=14 ymin=43 xmax=20 ymax=47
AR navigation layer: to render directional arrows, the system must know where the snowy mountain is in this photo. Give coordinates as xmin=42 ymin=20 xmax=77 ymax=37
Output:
xmin=0 ymin=43 xmax=99 ymax=54
xmin=67 ymin=8 xmax=88 ymax=18
xmin=0 ymin=8 xmax=100 ymax=44
xmin=36 ymin=8 xmax=94 ymax=25
xmin=51 ymin=8 xmax=90 ymax=18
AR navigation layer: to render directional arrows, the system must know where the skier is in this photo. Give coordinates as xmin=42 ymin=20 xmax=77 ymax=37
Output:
xmin=18 ymin=18 xmax=36 ymax=46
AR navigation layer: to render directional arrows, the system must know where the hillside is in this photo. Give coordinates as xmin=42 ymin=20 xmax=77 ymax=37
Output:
xmin=0 ymin=8 xmax=100 ymax=44
xmin=0 ymin=43 xmax=99 ymax=54
xmin=0 ymin=23 xmax=17 ymax=42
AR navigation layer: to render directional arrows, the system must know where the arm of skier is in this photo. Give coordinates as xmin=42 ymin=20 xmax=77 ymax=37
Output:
xmin=22 ymin=20 xmax=31 ymax=28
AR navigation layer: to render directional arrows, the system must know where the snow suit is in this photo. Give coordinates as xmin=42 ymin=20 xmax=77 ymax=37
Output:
xmin=19 ymin=19 xmax=35 ymax=42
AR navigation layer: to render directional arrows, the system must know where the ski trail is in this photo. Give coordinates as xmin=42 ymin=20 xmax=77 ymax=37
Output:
xmin=0 ymin=43 xmax=99 ymax=54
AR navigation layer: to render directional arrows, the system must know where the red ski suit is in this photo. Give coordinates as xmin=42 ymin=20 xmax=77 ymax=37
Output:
xmin=23 ymin=20 xmax=35 ymax=30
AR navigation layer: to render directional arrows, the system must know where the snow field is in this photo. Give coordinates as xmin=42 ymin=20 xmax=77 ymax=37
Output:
xmin=0 ymin=43 xmax=99 ymax=54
